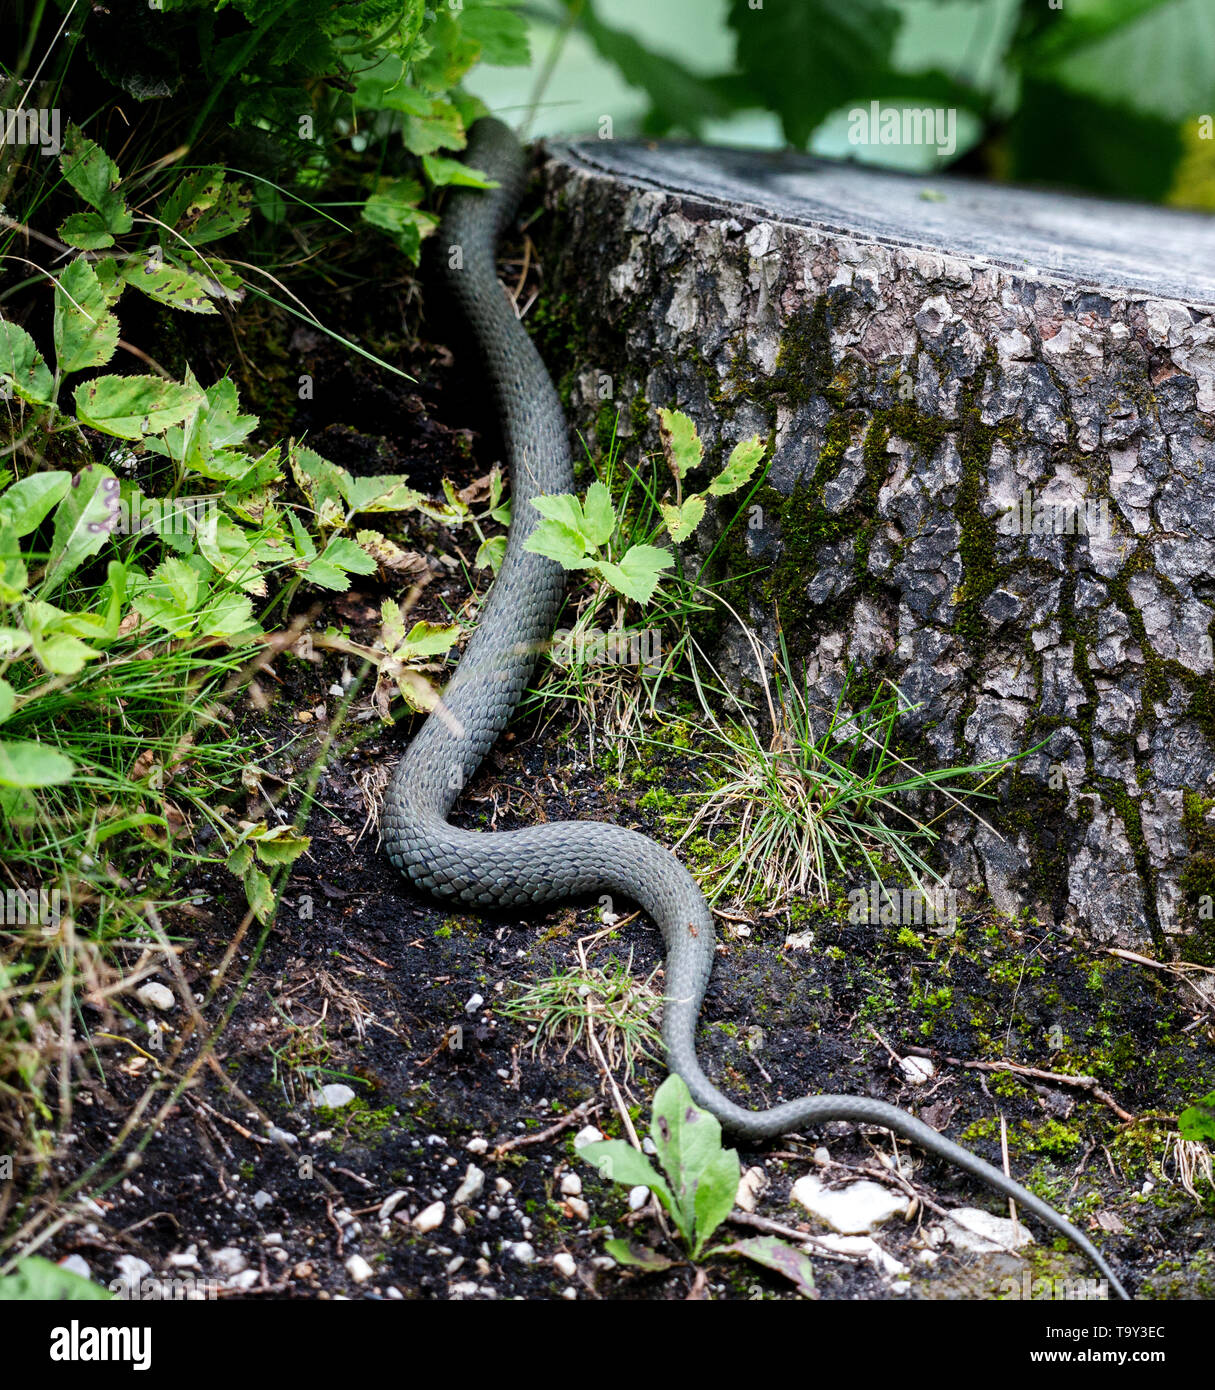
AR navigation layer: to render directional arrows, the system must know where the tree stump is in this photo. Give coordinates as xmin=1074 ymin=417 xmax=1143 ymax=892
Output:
xmin=533 ymin=138 xmax=1215 ymax=954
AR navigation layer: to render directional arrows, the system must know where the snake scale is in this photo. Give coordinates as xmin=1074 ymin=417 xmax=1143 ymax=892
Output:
xmin=381 ymin=117 xmax=1130 ymax=1300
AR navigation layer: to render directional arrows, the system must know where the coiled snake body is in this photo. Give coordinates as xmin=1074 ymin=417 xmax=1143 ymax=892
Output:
xmin=382 ymin=118 xmax=1130 ymax=1299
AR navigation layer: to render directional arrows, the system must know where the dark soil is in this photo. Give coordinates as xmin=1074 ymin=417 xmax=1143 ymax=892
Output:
xmin=21 ymin=191 xmax=1215 ymax=1304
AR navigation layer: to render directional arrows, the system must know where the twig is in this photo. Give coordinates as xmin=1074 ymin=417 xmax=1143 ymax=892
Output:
xmin=491 ymin=1098 xmax=602 ymax=1158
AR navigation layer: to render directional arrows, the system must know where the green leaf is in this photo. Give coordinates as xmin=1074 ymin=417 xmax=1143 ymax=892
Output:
xmin=226 ymin=843 xmax=253 ymax=877
xmin=0 ymin=472 xmax=72 ymax=535
xmin=244 ymin=865 xmax=275 ymax=923
xmin=717 ymin=1236 xmax=816 ymax=1298
xmin=0 ymin=522 xmax=28 ymax=604
xmin=1179 ymin=1090 xmax=1215 ymax=1143
xmin=58 ymin=125 xmax=131 ymax=236
xmin=531 ymin=492 xmax=589 ymax=535
xmin=397 ymin=619 xmax=461 ymax=660
xmin=58 ymin=210 xmax=119 ymax=251
xmin=122 ymin=255 xmax=218 ymax=314
xmin=594 ymin=544 xmax=674 ymax=604
xmin=579 ymin=1139 xmax=677 ymax=1216
xmin=581 ymin=481 xmax=617 ymax=548
xmin=303 ymin=535 xmax=378 ymax=591
xmin=338 ymin=472 xmax=423 ymax=514
xmin=158 ymin=167 xmax=251 ymax=246
xmin=650 ymin=1074 xmax=739 ymax=1254
xmin=362 ymin=182 xmax=438 ymax=259
xmin=248 ymin=825 xmax=311 ymax=867
xmin=41 ymin=465 xmax=122 ymax=594
xmin=196 ymin=514 xmax=266 ymax=594
xmin=198 ymin=589 xmax=257 ymax=640
xmin=659 ymin=494 xmax=707 ymax=545
xmin=602 ymin=1239 xmax=675 ymax=1272
xmin=658 ymin=408 xmax=703 ymax=480
xmin=421 ymin=153 xmax=498 ymax=189
xmin=709 ymin=436 xmax=766 ymax=496
xmin=131 ymin=556 xmax=201 ymax=636
xmin=54 ymin=260 xmax=120 ymax=374
xmin=727 ymin=0 xmax=901 ymax=148
xmin=30 ymin=630 xmax=99 ymax=675
xmin=1032 ymin=0 xmax=1215 ymax=124
xmin=463 ymin=1 xmax=531 ymax=66
xmin=475 ymin=533 xmax=506 ymax=573
xmin=0 ymin=321 xmax=55 ymax=405
xmin=0 ymin=739 xmax=75 ymax=787
xmin=73 ymin=375 xmax=205 ymax=440
xmin=577 ymin=1 xmax=732 ymax=135
xmin=0 ymin=677 xmax=13 ymax=724
xmin=524 ymin=519 xmax=595 ymax=570
xmin=0 ymin=1256 xmax=112 ymax=1301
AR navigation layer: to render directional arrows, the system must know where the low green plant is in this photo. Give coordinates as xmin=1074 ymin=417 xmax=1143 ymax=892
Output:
xmin=580 ymin=1074 xmax=816 ymax=1297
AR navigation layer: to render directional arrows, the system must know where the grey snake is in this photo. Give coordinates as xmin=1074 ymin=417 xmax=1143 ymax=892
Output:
xmin=381 ymin=117 xmax=1130 ymax=1300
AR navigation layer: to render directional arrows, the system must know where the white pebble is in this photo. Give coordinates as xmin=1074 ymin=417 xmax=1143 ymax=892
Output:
xmin=413 ymin=1201 xmax=445 ymax=1234
xmin=510 ymin=1242 xmax=535 ymax=1264
xmin=627 ymin=1185 xmax=649 ymax=1211
xmin=211 ymin=1248 xmax=247 ymax=1276
xmin=559 ymin=1173 xmax=582 ymax=1197
xmin=311 ymin=1083 xmax=356 ymax=1109
xmin=466 ymin=1137 xmax=488 ymax=1154
xmin=58 ymin=1254 xmax=91 ymax=1281
xmin=565 ymin=1197 xmax=590 ymax=1223
xmin=136 ymin=982 xmax=174 ymax=1012
xmin=464 ymin=993 xmax=484 ymax=1015
xmin=573 ymin=1125 xmax=604 ymax=1150
xmin=345 ymin=1254 xmax=374 ymax=1283
xmin=453 ymin=1165 xmax=485 ymax=1204
xmin=553 ymin=1252 xmax=577 ymax=1280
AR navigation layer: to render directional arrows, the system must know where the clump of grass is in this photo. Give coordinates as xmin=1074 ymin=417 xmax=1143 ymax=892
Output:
xmin=498 ymin=954 xmax=663 ymax=1085
xmin=670 ymin=620 xmax=1035 ymax=908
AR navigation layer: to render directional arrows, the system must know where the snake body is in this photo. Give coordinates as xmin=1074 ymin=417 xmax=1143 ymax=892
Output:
xmin=382 ymin=118 xmax=1130 ymax=1300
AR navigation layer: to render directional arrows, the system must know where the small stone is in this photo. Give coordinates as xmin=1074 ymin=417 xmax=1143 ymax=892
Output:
xmin=565 ymin=1197 xmax=590 ymax=1222
xmin=559 ymin=1174 xmax=582 ymax=1197
xmin=311 ymin=1083 xmax=356 ymax=1109
xmin=345 ymin=1254 xmax=374 ymax=1283
xmin=466 ymin=1137 xmax=488 ymax=1154
xmin=628 ymin=1185 xmax=649 ymax=1211
xmin=465 ymin=993 xmax=484 ymax=1015
xmin=453 ymin=1165 xmax=485 ymax=1204
xmin=941 ymin=1208 xmax=1034 ymax=1254
xmin=590 ymin=1255 xmax=616 ymax=1271
xmin=446 ymin=1255 xmax=465 ymax=1275
xmin=561 ymin=1287 xmax=578 ymax=1300
xmin=413 ymin=1201 xmax=445 ymax=1234
xmin=641 ymin=1137 xmax=657 ymax=1156
xmin=899 ymin=1056 xmax=936 ymax=1085
xmin=573 ymin=1125 xmax=604 ymax=1150
xmin=267 ymin=1126 xmax=298 ymax=1146
xmin=509 ymin=1242 xmax=535 ymax=1264
xmin=553 ymin=1252 xmax=577 ymax=1280
xmin=812 ymin=1147 xmax=831 ymax=1166
xmin=252 ymin=1190 xmax=273 ymax=1210
xmin=58 ymin=1254 xmax=91 ymax=1280
xmin=293 ymin=1262 xmax=313 ymax=1279
xmin=136 ymin=982 xmax=174 ymax=1012
xmin=227 ymin=1269 xmax=260 ymax=1290
xmin=791 ymin=1173 xmax=909 ymax=1234
xmin=211 ymin=1247 xmax=247 ymax=1276
xmin=386 ymin=1286 xmax=403 ymax=1300
xmin=494 ymin=1176 xmax=511 ymax=1196
xmin=379 ymin=1190 xmax=408 ymax=1221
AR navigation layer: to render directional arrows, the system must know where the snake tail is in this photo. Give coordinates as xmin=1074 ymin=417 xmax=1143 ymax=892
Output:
xmin=380 ymin=116 xmax=1130 ymax=1301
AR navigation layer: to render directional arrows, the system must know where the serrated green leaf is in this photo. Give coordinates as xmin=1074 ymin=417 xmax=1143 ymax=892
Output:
xmin=475 ymin=533 xmax=506 ymax=573
xmin=59 ymin=125 xmax=131 ymax=235
xmin=398 ymin=619 xmax=460 ymax=660
xmin=244 ymin=865 xmax=275 ymax=923
xmin=0 ymin=739 xmax=75 ymax=787
xmin=0 ymin=472 xmax=71 ymax=535
xmin=249 ymin=825 xmax=311 ymax=866
xmin=227 ymin=843 xmax=253 ymax=877
xmin=31 ymin=630 xmax=99 ymax=675
xmin=123 ymin=255 xmax=218 ymax=314
xmin=594 ymin=544 xmax=673 ymax=603
xmin=524 ymin=518 xmax=595 ymax=569
xmin=0 ymin=321 xmax=55 ymax=405
xmin=158 ymin=167 xmax=251 ymax=246
xmin=581 ymin=480 xmax=617 ymax=547
xmin=658 ymin=407 xmax=703 ymax=480
xmin=54 ymin=260 xmax=120 ymax=374
xmin=709 ymin=436 xmax=766 ymax=496
xmin=73 ymin=375 xmax=204 ymax=440
xmin=57 ymin=210 xmax=116 ymax=250
xmin=659 ymin=494 xmax=706 ymax=545
xmin=463 ymin=2 xmax=531 ymax=66
xmin=1179 ymin=1090 xmax=1215 ymax=1143
xmin=41 ymin=465 xmax=122 ymax=594
xmin=303 ymin=535 xmax=378 ymax=591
